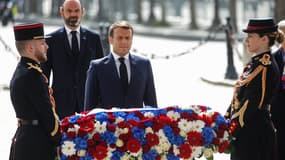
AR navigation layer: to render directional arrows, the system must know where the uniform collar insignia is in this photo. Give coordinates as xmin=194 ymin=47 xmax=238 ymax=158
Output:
xmin=258 ymin=54 xmax=271 ymax=65
xmin=27 ymin=62 xmax=43 ymax=73
xmin=252 ymin=52 xmax=272 ymax=65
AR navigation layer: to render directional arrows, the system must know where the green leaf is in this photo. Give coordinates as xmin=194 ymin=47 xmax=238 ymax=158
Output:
xmin=206 ymin=155 xmax=214 ymax=160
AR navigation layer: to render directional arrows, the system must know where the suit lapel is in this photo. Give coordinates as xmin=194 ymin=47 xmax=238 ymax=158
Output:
xmin=129 ymin=54 xmax=137 ymax=88
xmin=108 ymin=54 xmax=120 ymax=81
xmin=79 ymin=27 xmax=87 ymax=57
xmin=60 ymin=27 xmax=72 ymax=56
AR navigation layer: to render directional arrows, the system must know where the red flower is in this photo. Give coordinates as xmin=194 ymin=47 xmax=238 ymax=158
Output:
xmin=187 ymin=131 xmax=204 ymax=146
xmin=87 ymin=138 xmax=95 ymax=146
xmin=178 ymin=144 xmax=192 ymax=159
xmin=142 ymin=144 xmax=151 ymax=152
xmin=146 ymin=133 xmax=159 ymax=147
xmin=107 ymin=113 xmax=116 ymax=122
xmin=92 ymin=133 xmax=101 ymax=141
xmin=127 ymin=138 xmax=141 ymax=153
xmin=200 ymin=114 xmax=213 ymax=126
xmin=198 ymin=105 xmax=208 ymax=112
xmin=93 ymin=144 xmax=108 ymax=160
xmin=218 ymin=141 xmax=230 ymax=153
xmin=67 ymin=131 xmax=76 ymax=139
xmin=78 ymin=121 xmax=94 ymax=137
xmin=107 ymin=124 xmax=116 ymax=132
xmin=60 ymin=117 xmax=70 ymax=132
xmin=128 ymin=119 xmax=139 ymax=127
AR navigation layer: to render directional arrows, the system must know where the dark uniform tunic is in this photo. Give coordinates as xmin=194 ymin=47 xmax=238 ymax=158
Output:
xmin=225 ymin=52 xmax=279 ymax=160
xmin=9 ymin=57 xmax=61 ymax=160
xmin=271 ymin=48 xmax=285 ymax=160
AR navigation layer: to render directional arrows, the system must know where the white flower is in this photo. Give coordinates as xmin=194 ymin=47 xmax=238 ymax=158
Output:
xmin=61 ymin=141 xmax=76 ymax=156
xmin=222 ymin=130 xmax=230 ymax=141
xmin=189 ymin=120 xmax=205 ymax=132
xmin=178 ymin=118 xmax=191 ymax=132
xmin=94 ymin=121 xmax=107 ymax=134
xmin=145 ymin=127 xmax=154 ymax=134
xmin=166 ymin=110 xmax=180 ymax=121
xmin=67 ymin=127 xmax=76 ymax=133
xmin=173 ymin=145 xmax=179 ymax=156
xmin=116 ymin=139 xmax=124 ymax=147
xmin=115 ymin=116 xmax=124 ymax=123
xmin=203 ymin=148 xmax=214 ymax=158
xmin=191 ymin=147 xmax=203 ymax=158
xmin=77 ymin=149 xmax=86 ymax=157
xmin=144 ymin=111 xmax=155 ymax=118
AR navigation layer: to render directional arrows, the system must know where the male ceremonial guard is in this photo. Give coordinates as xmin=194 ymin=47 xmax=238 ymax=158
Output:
xmin=9 ymin=23 xmax=61 ymax=160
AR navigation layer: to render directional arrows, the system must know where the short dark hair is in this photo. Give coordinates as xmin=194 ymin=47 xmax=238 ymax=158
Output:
xmin=108 ymin=21 xmax=133 ymax=37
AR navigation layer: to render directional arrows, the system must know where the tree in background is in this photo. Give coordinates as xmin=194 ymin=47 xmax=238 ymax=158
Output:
xmin=229 ymin=0 xmax=237 ymax=33
xmin=274 ymin=0 xmax=285 ymax=22
xmin=147 ymin=0 xmax=156 ymax=24
xmin=210 ymin=0 xmax=221 ymax=30
xmin=189 ymin=0 xmax=198 ymax=29
xmin=136 ymin=0 xmax=142 ymax=23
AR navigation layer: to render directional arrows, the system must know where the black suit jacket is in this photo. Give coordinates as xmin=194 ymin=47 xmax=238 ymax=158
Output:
xmin=41 ymin=26 xmax=104 ymax=119
xmin=271 ymin=48 xmax=285 ymax=130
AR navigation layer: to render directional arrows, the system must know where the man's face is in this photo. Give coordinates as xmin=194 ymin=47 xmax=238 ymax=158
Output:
xmin=34 ymin=39 xmax=48 ymax=63
xmin=109 ymin=28 xmax=133 ymax=57
xmin=60 ymin=0 xmax=83 ymax=29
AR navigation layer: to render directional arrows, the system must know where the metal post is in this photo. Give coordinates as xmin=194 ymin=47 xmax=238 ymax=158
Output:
xmin=224 ymin=17 xmax=238 ymax=80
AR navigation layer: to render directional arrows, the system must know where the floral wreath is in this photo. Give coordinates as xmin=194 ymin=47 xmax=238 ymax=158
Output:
xmin=58 ymin=105 xmax=236 ymax=160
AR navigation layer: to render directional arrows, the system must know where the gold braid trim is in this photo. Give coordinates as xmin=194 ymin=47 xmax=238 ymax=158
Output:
xmin=237 ymin=65 xmax=264 ymax=87
xmin=27 ymin=62 xmax=43 ymax=73
xmin=258 ymin=68 xmax=267 ymax=109
xmin=50 ymin=107 xmax=59 ymax=136
xmin=231 ymin=99 xmax=249 ymax=127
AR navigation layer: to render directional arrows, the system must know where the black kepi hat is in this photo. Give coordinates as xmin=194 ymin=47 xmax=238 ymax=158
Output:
xmin=243 ymin=18 xmax=278 ymax=33
xmin=13 ymin=22 xmax=50 ymax=41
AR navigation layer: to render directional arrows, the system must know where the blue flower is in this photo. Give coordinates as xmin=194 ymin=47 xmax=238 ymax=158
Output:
xmin=202 ymin=127 xmax=215 ymax=147
xmin=68 ymin=115 xmax=81 ymax=124
xmin=113 ymin=111 xmax=127 ymax=118
xmin=101 ymin=131 xmax=117 ymax=144
xmin=111 ymin=150 xmax=124 ymax=160
xmin=132 ymin=126 xmax=145 ymax=142
xmin=142 ymin=149 xmax=158 ymax=160
xmin=126 ymin=112 xmax=139 ymax=121
xmin=95 ymin=112 xmax=108 ymax=122
xmin=167 ymin=153 xmax=180 ymax=160
xmin=74 ymin=136 xmax=88 ymax=150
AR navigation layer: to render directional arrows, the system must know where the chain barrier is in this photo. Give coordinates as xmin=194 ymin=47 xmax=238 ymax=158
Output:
xmin=0 ymin=34 xmax=19 ymax=60
xmin=133 ymin=25 xmax=241 ymax=60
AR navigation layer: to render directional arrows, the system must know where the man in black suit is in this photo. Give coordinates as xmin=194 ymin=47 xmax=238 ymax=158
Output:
xmin=84 ymin=21 xmax=157 ymax=110
xmin=9 ymin=22 xmax=61 ymax=160
xmin=271 ymin=20 xmax=285 ymax=160
xmin=41 ymin=0 xmax=104 ymax=119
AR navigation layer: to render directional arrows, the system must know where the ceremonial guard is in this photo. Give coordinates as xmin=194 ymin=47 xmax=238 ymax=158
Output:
xmin=9 ymin=23 xmax=61 ymax=160
xmin=225 ymin=18 xmax=281 ymax=160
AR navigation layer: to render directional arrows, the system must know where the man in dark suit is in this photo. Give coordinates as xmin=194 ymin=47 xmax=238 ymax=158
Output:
xmin=271 ymin=20 xmax=285 ymax=160
xmin=41 ymin=0 xmax=104 ymax=119
xmin=84 ymin=21 xmax=157 ymax=110
xmin=9 ymin=22 xmax=61 ymax=160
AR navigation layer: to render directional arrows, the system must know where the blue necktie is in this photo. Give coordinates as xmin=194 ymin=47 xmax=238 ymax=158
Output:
xmin=119 ymin=57 xmax=128 ymax=93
